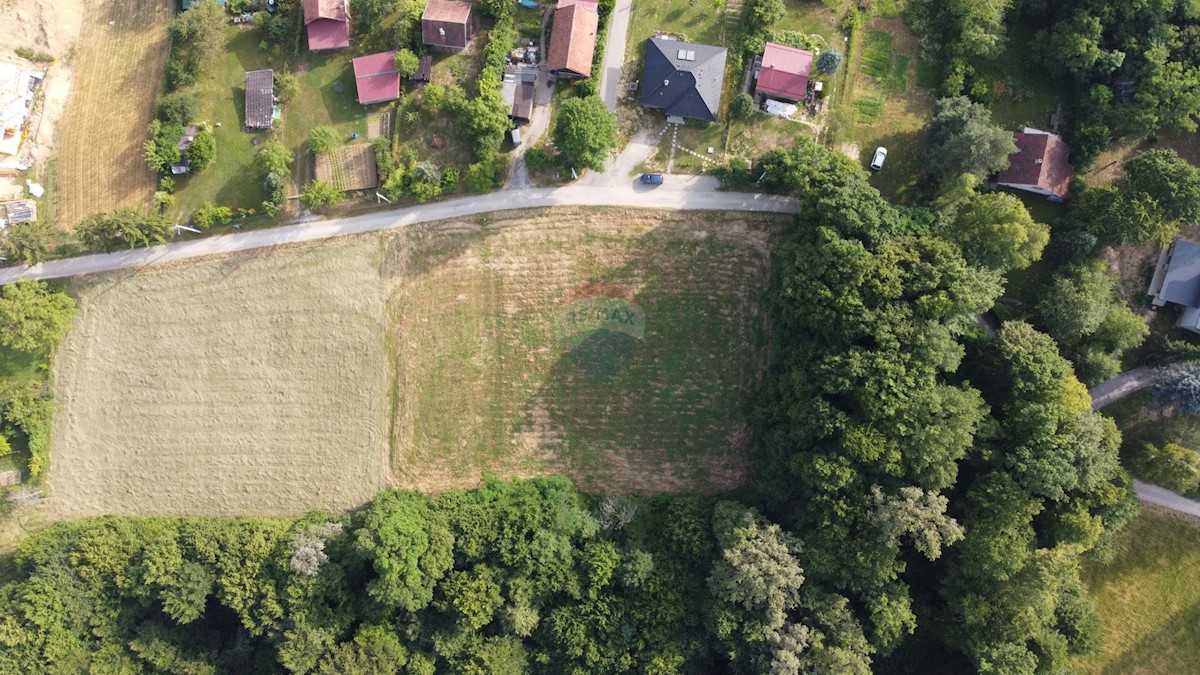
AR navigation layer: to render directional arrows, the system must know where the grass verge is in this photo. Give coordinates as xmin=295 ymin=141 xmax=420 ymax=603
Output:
xmin=1076 ymin=508 xmax=1200 ymax=675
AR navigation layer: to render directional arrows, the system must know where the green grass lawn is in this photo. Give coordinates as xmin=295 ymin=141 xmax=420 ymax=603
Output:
xmin=625 ymin=0 xmax=729 ymax=62
xmin=777 ymin=0 xmax=846 ymax=46
xmin=970 ymin=41 xmax=1063 ymax=132
xmin=833 ymin=17 xmax=933 ymax=204
xmin=282 ymin=51 xmax=369 ymax=187
xmin=170 ymin=27 xmax=275 ymax=216
xmin=1076 ymin=509 xmax=1200 ymax=675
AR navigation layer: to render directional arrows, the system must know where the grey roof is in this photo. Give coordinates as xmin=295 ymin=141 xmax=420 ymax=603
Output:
xmin=638 ymin=37 xmax=727 ymax=122
xmin=245 ymin=69 xmax=275 ymax=130
xmin=1160 ymin=239 xmax=1200 ymax=307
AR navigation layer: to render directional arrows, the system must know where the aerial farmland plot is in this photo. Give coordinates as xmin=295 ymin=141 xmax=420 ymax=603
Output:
xmin=49 ymin=238 xmax=390 ymax=517
xmin=46 ymin=208 xmax=782 ymax=516
xmin=385 ymin=208 xmax=782 ymax=495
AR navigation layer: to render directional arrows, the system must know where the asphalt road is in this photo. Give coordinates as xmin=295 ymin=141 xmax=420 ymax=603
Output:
xmin=598 ymin=0 xmax=633 ymax=111
xmin=0 ymin=184 xmax=799 ymax=283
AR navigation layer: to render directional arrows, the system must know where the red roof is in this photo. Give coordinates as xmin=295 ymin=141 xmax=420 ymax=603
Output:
xmin=304 ymin=0 xmax=348 ymax=22
xmin=353 ymin=51 xmax=400 ymax=104
xmin=547 ymin=2 xmax=599 ymax=76
xmin=304 ymin=0 xmax=350 ymax=50
xmin=755 ymin=42 xmax=812 ymax=101
xmin=996 ymin=130 xmax=1074 ymax=200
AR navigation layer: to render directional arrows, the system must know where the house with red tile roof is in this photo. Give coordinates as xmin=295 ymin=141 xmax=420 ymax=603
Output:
xmin=422 ymin=0 xmax=478 ymax=52
xmin=547 ymin=0 xmax=599 ymax=78
xmin=304 ymin=0 xmax=351 ymax=51
xmin=352 ymin=51 xmax=400 ymax=105
xmin=755 ymin=42 xmax=813 ymax=102
xmin=995 ymin=128 xmax=1074 ymax=202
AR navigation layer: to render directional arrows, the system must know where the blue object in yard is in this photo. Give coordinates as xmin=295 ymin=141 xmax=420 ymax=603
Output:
xmin=351 ymin=133 xmax=359 ymax=140
xmin=518 ymin=0 xmax=539 ymax=9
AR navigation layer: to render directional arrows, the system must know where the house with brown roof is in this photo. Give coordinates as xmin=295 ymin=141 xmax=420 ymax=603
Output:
xmin=422 ymin=0 xmax=478 ymax=52
xmin=995 ymin=128 xmax=1074 ymax=202
xmin=547 ymin=0 xmax=599 ymax=78
xmin=244 ymin=69 xmax=275 ymax=130
xmin=755 ymin=42 xmax=812 ymax=102
xmin=304 ymin=0 xmax=351 ymax=51
xmin=352 ymin=51 xmax=401 ymax=105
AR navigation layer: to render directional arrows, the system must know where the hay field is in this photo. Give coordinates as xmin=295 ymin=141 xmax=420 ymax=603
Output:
xmin=49 ymin=238 xmax=389 ymax=517
xmin=52 ymin=0 xmax=172 ymax=227
xmin=386 ymin=208 xmax=782 ymax=494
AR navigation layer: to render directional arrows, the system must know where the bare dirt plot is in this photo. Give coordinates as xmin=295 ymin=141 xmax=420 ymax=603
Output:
xmin=51 ymin=0 xmax=172 ymax=228
xmin=49 ymin=238 xmax=389 ymax=517
xmin=315 ymin=143 xmax=379 ymax=192
xmin=385 ymin=208 xmax=784 ymax=495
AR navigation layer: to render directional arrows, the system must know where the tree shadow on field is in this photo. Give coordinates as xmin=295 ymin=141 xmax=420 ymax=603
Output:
xmin=514 ymin=212 xmax=781 ymax=496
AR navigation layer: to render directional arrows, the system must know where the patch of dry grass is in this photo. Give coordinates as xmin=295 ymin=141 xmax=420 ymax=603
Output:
xmin=49 ymin=238 xmax=389 ymax=517
xmin=53 ymin=0 xmax=172 ymax=227
xmin=384 ymin=208 xmax=783 ymax=495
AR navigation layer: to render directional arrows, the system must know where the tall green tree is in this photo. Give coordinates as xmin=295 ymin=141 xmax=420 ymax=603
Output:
xmin=75 ymin=208 xmax=173 ymax=252
xmin=922 ymin=97 xmax=1015 ymax=188
xmin=0 ymin=281 xmax=76 ymax=354
xmin=943 ymin=191 xmax=1049 ymax=272
xmin=552 ymin=96 xmax=618 ymax=172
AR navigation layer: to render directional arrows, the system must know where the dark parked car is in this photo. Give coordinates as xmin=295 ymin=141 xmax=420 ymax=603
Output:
xmin=640 ymin=173 xmax=664 ymax=185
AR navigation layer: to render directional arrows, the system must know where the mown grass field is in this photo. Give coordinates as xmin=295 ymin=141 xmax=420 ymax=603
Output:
xmin=52 ymin=0 xmax=173 ymax=227
xmin=1076 ymin=508 xmax=1200 ymax=675
xmin=386 ymin=209 xmax=782 ymax=494
xmin=49 ymin=238 xmax=389 ymax=517
xmin=47 ymin=209 xmax=781 ymax=515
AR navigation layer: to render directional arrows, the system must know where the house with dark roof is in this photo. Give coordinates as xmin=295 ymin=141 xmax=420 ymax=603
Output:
xmin=547 ymin=0 xmax=599 ymax=79
xmin=422 ymin=0 xmax=478 ymax=52
xmin=638 ymin=37 xmax=727 ymax=123
xmin=1149 ymin=238 xmax=1200 ymax=333
xmin=244 ymin=69 xmax=275 ymax=130
xmin=995 ymin=128 xmax=1074 ymax=202
xmin=500 ymin=66 xmax=538 ymax=123
xmin=304 ymin=0 xmax=351 ymax=51
xmin=755 ymin=42 xmax=812 ymax=102
xmin=353 ymin=51 xmax=401 ymax=104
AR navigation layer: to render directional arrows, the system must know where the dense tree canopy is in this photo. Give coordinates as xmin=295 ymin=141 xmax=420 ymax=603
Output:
xmin=942 ymin=190 xmax=1049 ymax=272
xmin=552 ymin=96 xmax=618 ymax=172
xmin=1070 ymin=149 xmax=1200 ymax=245
xmin=921 ymin=97 xmax=1015 ymax=189
xmin=0 ymin=281 xmax=76 ymax=355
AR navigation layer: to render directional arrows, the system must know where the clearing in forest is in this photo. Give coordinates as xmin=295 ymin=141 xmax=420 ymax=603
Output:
xmin=385 ymin=208 xmax=781 ymax=494
xmin=49 ymin=238 xmax=389 ymax=517
xmin=52 ymin=0 xmax=173 ymax=227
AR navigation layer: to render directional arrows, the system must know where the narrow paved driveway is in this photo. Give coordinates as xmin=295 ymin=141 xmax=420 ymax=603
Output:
xmin=598 ymin=0 xmax=632 ymax=111
xmin=1088 ymin=367 xmax=1200 ymax=517
xmin=1133 ymin=480 xmax=1200 ymax=518
xmin=1090 ymin=366 xmax=1162 ymax=410
xmin=0 ymin=184 xmax=799 ymax=283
